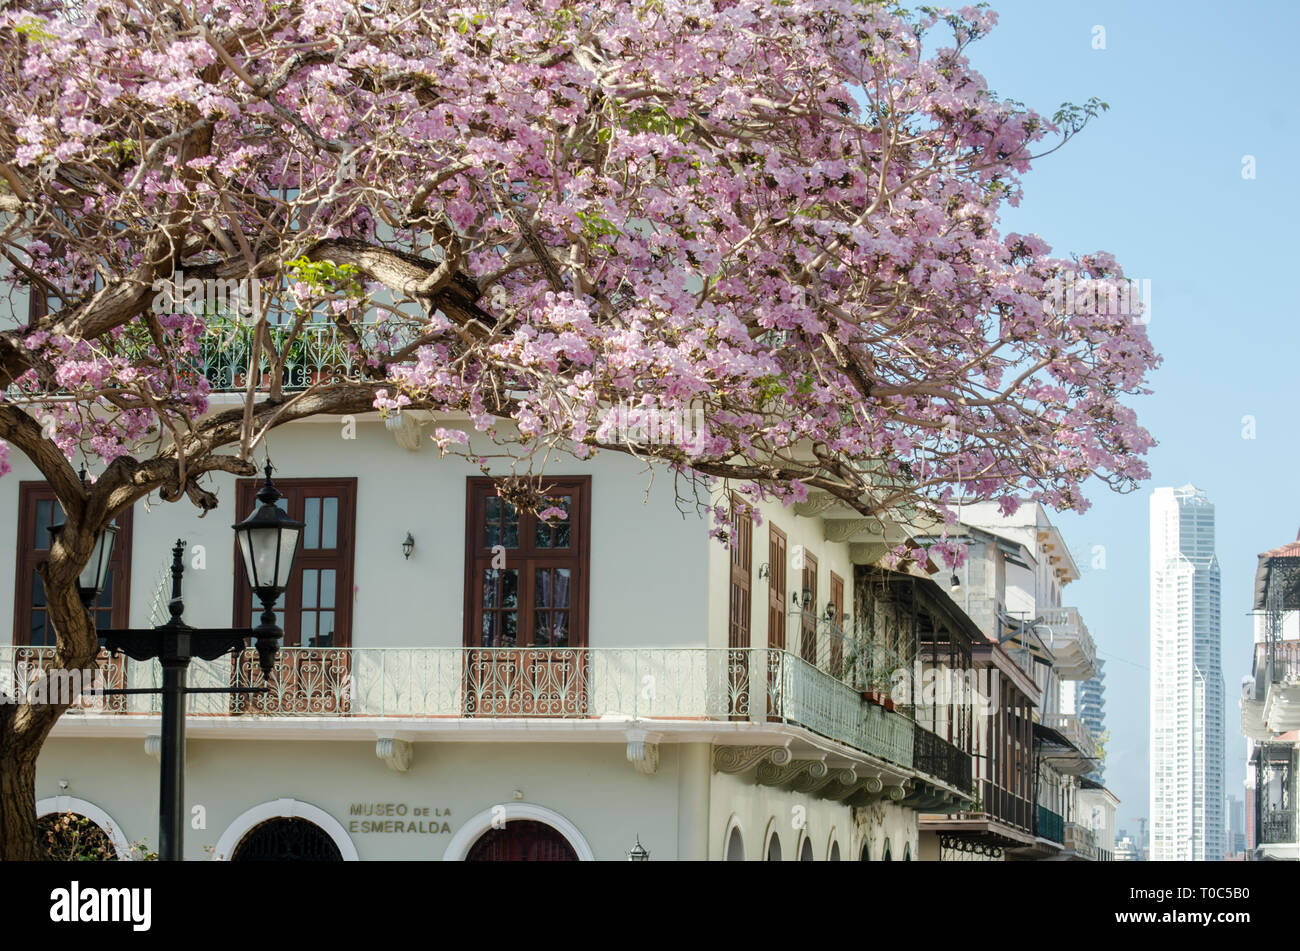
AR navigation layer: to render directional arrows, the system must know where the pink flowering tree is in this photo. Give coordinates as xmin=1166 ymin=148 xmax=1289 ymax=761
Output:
xmin=0 ymin=0 xmax=1156 ymax=858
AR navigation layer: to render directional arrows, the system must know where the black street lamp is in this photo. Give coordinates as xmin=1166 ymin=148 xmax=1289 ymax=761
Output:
xmin=99 ymin=461 xmax=301 ymax=860
xmin=233 ymin=461 xmax=304 ymax=676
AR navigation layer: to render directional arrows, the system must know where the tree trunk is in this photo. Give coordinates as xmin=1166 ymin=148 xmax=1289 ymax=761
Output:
xmin=0 ymin=568 xmax=95 ymax=861
xmin=0 ymin=712 xmax=42 ymax=861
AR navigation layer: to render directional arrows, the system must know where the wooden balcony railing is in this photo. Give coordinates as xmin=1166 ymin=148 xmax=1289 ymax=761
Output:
xmin=980 ymin=780 xmax=1034 ymax=832
xmin=1036 ymin=804 xmax=1065 ymax=844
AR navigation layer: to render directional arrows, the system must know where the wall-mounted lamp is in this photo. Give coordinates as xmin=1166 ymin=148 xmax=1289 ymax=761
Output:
xmin=402 ymin=533 xmax=415 ymax=560
xmin=824 ymin=602 xmax=837 ymax=621
xmin=802 ymin=587 xmax=813 ymax=607
xmin=757 ymin=563 xmax=770 ymax=580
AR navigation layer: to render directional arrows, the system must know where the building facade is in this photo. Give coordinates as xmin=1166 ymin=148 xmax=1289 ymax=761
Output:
xmin=1239 ymin=533 xmax=1300 ymax=860
xmin=1149 ymin=485 xmax=1225 ymax=861
xmin=3 ymin=393 xmax=982 ymax=860
xmin=916 ymin=503 xmax=1116 ymax=861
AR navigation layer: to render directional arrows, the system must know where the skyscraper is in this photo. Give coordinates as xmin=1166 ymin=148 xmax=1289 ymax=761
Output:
xmin=1150 ymin=485 xmax=1225 ymax=861
xmin=1079 ymin=661 xmax=1107 ymax=781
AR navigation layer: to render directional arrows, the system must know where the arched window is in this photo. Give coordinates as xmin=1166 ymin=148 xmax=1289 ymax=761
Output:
xmin=799 ymin=837 xmax=814 ymax=861
xmin=859 ymin=842 xmax=871 ymax=861
xmin=466 ymin=821 xmax=578 ymax=861
xmin=38 ymin=813 xmax=118 ymax=861
xmin=726 ymin=826 xmax=745 ymax=861
xmin=904 ymin=843 xmax=912 ymax=861
xmin=829 ymin=840 xmax=841 ymax=861
xmin=231 ymin=817 xmax=343 ymax=861
xmin=883 ymin=840 xmax=893 ymax=861
xmin=766 ymin=830 xmax=783 ymax=861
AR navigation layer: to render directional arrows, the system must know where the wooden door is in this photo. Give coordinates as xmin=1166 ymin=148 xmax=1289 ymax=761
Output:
xmin=464 ymin=478 xmax=590 ymax=716
xmin=13 ymin=483 xmax=132 ymax=711
xmin=727 ymin=494 xmax=752 ymax=717
xmin=465 ymin=821 xmax=578 ymax=861
xmin=231 ymin=478 xmax=355 ymax=715
xmin=829 ymin=571 xmax=845 ymax=680
xmin=767 ymin=525 xmax=787 ymax=719
xmin=800 ymin=553 xmax=819 ymax=667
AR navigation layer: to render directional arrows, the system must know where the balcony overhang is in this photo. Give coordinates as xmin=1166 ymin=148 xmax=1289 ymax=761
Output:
xmin=1264 ymin=680 xmax=1300 ymax=734
xmin=1242 ymin=697 xmax=1273 ymax=741
xmin=918 ymin=816 xmax=1038 ymax=852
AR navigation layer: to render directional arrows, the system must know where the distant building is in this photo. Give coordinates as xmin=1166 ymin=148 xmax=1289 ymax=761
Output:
xmin=1149 ymin=485 xmax=1226 ymax=861
xmin=1114 ymin=832 xmax=1143 ymax=861
xmin=1226 ymin=795 xmax=1245 ymax=858
xmin=1078 ymin=661 xmax=1106 ymax=782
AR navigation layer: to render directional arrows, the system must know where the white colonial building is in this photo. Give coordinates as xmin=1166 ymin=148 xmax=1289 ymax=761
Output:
xmin=3 ymin=370 xmax=982 ymax=859
xmin=915 ymin=502 xmax=1118 ymax=861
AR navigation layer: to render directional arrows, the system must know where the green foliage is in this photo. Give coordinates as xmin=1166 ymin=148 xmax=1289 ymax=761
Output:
xmin=1053 ymin=97 xmax=1110 ymax=137
xmin=285 ymin=257 xmax=363 ymax=296
xmin=13 ymin=16 xmax=57 ymax=42
xmin=39 ymin=812 xmax=118 ymax=861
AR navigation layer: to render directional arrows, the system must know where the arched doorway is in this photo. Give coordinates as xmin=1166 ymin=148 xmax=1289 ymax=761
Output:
xmin=36 ymin=797 xmax=133 ymax=860
xmin=466 ymin=820 xmax=578 ymax=861
xmin=829 ymin=840 xmax=841 ymax=861
xmin=766 ymin=830 xmax=782 ymax=861
xmin=799 ymin=837 xmax=814 ymax=861
xmin=231 ymin=818 xmax=344 ymax=861
xmin=37 ymin=813 xmax=118 ymax=861
xmin=725 ymin=825 xmax=745 ymax=861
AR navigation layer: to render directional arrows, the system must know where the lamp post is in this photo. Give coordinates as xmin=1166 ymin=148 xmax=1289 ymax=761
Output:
xmin=99 ymin=461 xmax=301 ymax=860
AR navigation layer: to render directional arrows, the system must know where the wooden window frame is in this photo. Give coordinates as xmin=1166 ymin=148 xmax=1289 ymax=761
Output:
xmin=13 ymin=482 xmax=133 ymax=645
xmin=232 ymin=477 xmax=356 ymax=648
xmin=767 ymin=525 xmax=787 ymax=652
xmin=800 ymin=552 xmax=819 ymax=665
xmin=462 ymin=477 xmax=591 ymax=649
xmin=728 ymin=493 xmax=752 ymax=650
xmin=829 ymin=570 xmax=845 ymax=677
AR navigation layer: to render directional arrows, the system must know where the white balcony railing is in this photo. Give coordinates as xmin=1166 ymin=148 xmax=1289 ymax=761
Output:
xmin=2 ymin=645 xmax=916 ymax=770
xmin=1042 ymin=712 xmax=1097 ymax=759
xmin=1038 ymin=607 xmax=1098 ymax=680
xmin=1064 ymin=821 xmax=1098 ymax=860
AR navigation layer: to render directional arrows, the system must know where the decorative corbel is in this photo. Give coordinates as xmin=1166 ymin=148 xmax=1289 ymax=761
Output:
xmin=376 ymin=737 xmax=414 ymax=773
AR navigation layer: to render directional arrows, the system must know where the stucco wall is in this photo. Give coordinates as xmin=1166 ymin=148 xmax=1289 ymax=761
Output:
xmin=0 ymin=418 xmax=711 ymax=650
xmin=36 ymin=736 xmax=702 ymax=861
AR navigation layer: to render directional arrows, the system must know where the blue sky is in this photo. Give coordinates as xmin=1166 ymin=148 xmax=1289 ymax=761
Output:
xmin=964 ymin=0 xmax=1300 ymax=839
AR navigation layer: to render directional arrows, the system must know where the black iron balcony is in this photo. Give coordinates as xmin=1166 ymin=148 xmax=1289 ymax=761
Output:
xmin=912 ymin=721 xmax=972 ymax=795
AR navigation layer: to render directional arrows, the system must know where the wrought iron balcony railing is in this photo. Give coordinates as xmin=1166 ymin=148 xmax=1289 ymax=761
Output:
xmin=912 ymin=721 xmax=972 ymax=794
xmin=3 ymin=319 xmax=387 ymax=401
xmin=182 ymin=319 xmax=379 ymax=392
xmin=3 ymin=645 xmax=916 ymax=770
xmin=786 ymin=612 xmax=906 ymax=695
xmin=1035 ymin=804 xmax=1065 ymax=844
xmin=1258 ymin=808 xmax=1295 ymax=845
